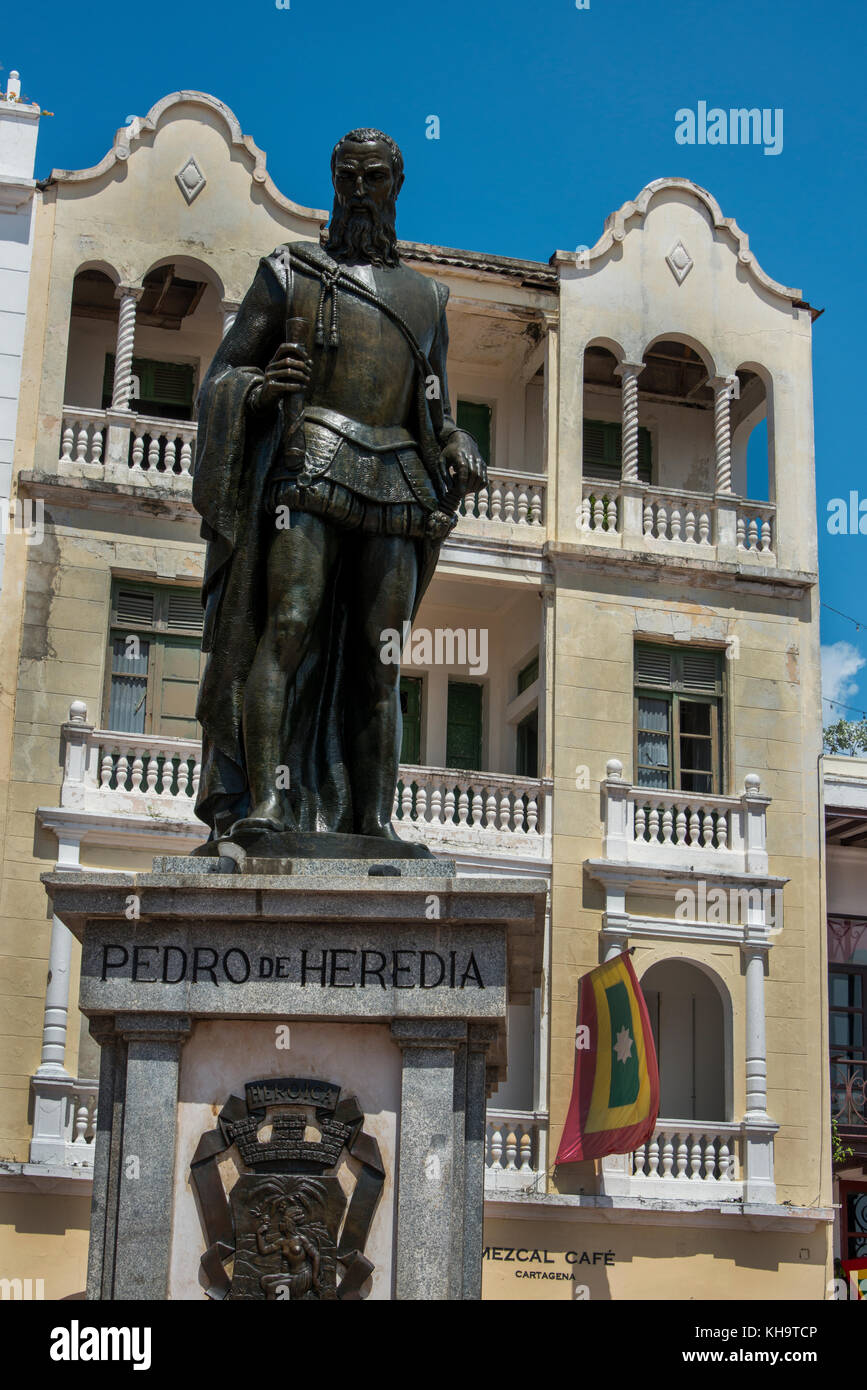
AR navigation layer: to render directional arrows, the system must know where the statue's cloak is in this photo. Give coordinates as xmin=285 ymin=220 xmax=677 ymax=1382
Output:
xmin=191 ymin=247 xmax=457 ymax=840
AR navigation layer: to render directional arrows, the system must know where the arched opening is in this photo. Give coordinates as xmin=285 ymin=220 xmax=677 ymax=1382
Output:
xmin=580 ymin=342 xmax=630 ymax=534
xmin=641 ymin=959 xmax=728 ymax=1120
xmin=63 ymin=269 xmax=120 ymax=408
xmin=63 ymin=258 xmax=224 ymax=422
xmin=638 ymin=337 xmax=716 ymax=494
xmin=731 ymin=364 xmax=773 ymax=503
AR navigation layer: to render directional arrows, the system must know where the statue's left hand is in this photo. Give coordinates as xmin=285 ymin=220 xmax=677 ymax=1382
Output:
xmin=440 ymin=430 xmax=488 ymax=499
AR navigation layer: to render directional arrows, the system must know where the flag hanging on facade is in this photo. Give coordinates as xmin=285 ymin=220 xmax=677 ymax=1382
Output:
xmin=556 ymin=950 xmax=659 ymax=1163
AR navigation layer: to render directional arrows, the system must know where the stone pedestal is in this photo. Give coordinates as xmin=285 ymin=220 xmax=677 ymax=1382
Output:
xmin=44 ymin=859 xmax=546 ymax=1302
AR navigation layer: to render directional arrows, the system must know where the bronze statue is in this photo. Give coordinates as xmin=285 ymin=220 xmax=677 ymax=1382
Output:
xmin=191 ymin=128 xmax=486 ymax=856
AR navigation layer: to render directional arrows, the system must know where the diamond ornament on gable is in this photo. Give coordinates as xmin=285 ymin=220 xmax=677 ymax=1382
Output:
xmin=176 ymin=156 xmax=206 ymax=204
xmin=666 ymin=240 xmax=693 ymax=285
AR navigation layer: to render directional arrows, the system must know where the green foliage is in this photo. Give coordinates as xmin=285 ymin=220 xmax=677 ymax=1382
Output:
xmin=832 ymin=1116 xmax=854 ymax=1167
xmin=823 ymin=716 xmax=867 ymax=754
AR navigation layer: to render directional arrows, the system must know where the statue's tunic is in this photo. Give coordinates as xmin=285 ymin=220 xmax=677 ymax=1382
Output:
xmin=191 ymin=244 xmax=460 ymax=839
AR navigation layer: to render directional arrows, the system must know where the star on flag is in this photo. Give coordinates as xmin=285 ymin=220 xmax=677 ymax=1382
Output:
xmin=613 ymin=1026 xmax=634 ymax=1064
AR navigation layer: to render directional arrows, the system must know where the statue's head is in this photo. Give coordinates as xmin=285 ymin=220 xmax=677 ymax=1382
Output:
xmin=325 ymin=128 xmax=404 ymax=267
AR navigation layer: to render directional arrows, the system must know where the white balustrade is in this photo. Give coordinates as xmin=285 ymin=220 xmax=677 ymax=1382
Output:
xmin=58 ymin=406 xmax=196 ymax=489
xmin=602 ymin=763 xmax=769 ymax=874
xmin=600 ymin=1120 xmax=775 ymax=1203
xmin=59 ymin=708 xmax=553 ymax=859
xmin=641 ymin=487 xmax=712 ymax=546
xmin=393 ymin=765 xmax=551 ymax=855
xmin=736 ymin=501 xmax=775 ymax=555
xmin=577 ymin=480 xmax=777 ymax=561
xmin=128 ymin=415 xmax=197 ymax=480
xmin=96 ymin=734 xmax=203 ymax=812
xmin=58 ymin=409 xmax=106 ymax=473
xmin=631 ymin=1122 xmax=742 ymax=1191
xmin=461 ymin=469 xmax=547 ymax=529
xmin=580 ymin=481 xmax=621 ymax=535
xmin=29 ymin=1076 xmax=98 ymax=1168
xmin=484 ymin=1109 xmax=548 ymax=1192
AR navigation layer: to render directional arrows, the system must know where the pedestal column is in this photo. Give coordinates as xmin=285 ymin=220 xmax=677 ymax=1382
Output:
xmin=462 ymin=1024 xmax=497 ymax=1299
xmin=391 ymin=1019 xmax=468 ymax=1300
xmin=111 ymin=1013 xmax=191 ymax=1300
xmin=740 ymin=943 xmax=777 ymax=1202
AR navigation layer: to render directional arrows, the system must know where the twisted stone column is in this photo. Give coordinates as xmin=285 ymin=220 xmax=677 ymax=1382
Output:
xmin=111 ymin=286 xmax=143 ymax=409
xmin=614 ymin=361 xmax=645 ymax=481
xmin=711 ymin=375 xmax=736 ymax=494
xmin=221 ymin=300 xmax=241 ymax=338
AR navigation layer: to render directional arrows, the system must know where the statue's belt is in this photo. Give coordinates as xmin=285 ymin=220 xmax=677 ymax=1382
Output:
xmin=269 ymin=408 xmax=438 ymax=509
xmin=303 ymin=406 xmax=416 ymax=452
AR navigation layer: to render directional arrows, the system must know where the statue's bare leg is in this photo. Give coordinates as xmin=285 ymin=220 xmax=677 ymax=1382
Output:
xmin=346 ymin=533 xmax=419 ymax=839
xmin=235 ymin=513 xmax=339 ymax=832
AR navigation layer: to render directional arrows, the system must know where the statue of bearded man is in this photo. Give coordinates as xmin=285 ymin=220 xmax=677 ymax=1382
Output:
xmin=191 ymin=128 xmax=486 ymax=856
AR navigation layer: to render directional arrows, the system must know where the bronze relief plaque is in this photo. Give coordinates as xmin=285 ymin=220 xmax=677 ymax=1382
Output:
xmin=190 ymin=1077 xmax=385 ymax=1300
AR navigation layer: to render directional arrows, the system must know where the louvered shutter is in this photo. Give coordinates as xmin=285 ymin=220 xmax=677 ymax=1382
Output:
xmin=583 ymin=420 xmax=620 ymax=483
xmin=680 ymin=649 xmax=721 ymax=694
xmin=456 ymin=401 xmax=492 ymax=465
xmin=635 ymin=646 xmax=672 ymax=687
xmin=115 ymin=588 xmax=155 ymax=628
xmin=583 ymin=420 xmax=652 ymax=484
xmin=167 ymin=589 xmax=204 ymax=634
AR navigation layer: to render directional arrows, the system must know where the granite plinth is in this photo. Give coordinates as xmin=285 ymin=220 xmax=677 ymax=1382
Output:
xmin=189 ymin=828 xmax=436 ymax=860
xmin=152 ymin=855 xmax=455 ymax=878
xmin=42 ymin=863 xmax=547 ymax=1301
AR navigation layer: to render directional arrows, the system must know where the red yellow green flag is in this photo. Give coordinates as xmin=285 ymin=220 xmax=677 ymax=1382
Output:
xmin=556 ymin=950 xmax=659 ymax=1163
xmin=842 ymin=1259 xmax=867 ymax=1300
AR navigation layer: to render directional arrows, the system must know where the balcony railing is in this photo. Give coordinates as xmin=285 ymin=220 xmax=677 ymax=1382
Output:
xmin=601 ymin=761 xmax=769 ymax=875
xmin=29 ymin=1076 xmax=98 ymax=1169
xmin=55 ymin=409 xmax=550 ymax=534
xmin=832 ymin=1058 xmax=867 ymax=1129
xmin=58 ymin=703 xmax=553 ymax=859
xmin=580 ymin=480 xmax=776 ymax=561
xmin=600 ymin=1120 xmax=745 ymax=1202
xmin=58 ymin=407 xmax=196 ymax=491
xmin=459 ymin=468 xmax=547 ymax=530
xmin=484 ymin=1108 xmax=548 ymax=1193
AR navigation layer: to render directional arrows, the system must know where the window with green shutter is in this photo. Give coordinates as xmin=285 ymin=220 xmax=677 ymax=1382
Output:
xmin=399 ymin=676 xmax=423 ymax=765
xmin=516 ymin=708 xmax=539 ymax=778
xmin=446 ymin=680 xmax=483 ymax=771
xmin=517 ymin=655 xmax=539 ymax=695
xmin=103 ymin=355 xmax=196 ymax=420
xmin=583 ymin=419 xmax=652 ymax=484
xmin=456 ymin=400 xmax=492 ymax=465
xmin=634 ymin=644 xmax=724 ymax=793
xmin=105 ymin=581 xmax=206 ymax=739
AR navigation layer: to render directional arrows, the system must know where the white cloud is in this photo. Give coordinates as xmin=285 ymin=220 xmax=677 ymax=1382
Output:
xmin=821 ymin=640 xmax=866 ymax=718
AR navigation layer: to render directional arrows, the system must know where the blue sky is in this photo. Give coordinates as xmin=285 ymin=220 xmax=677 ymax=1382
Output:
xmin=5 ymin=0 xmax=865 ymax=722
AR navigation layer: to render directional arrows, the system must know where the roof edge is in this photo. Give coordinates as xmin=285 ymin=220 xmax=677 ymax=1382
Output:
xmin=47 ymin=89 xmax=329 ymax=226
xmin=552 ymin=176 xmax=805 ymax=308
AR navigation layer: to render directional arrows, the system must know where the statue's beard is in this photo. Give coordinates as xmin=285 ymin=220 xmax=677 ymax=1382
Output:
xmin=324 ymin=196 xmax=400 ymax=266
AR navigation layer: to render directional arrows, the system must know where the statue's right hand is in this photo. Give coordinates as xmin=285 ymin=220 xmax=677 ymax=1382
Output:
xmin=252 ymin=342 xmax=312 ymax=412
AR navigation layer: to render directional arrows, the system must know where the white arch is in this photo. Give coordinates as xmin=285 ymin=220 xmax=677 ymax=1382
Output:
xmin=639 ymin=954 xmax=735 ymax=1121
xmin=642 ymin=331 xmax=717 ymax=380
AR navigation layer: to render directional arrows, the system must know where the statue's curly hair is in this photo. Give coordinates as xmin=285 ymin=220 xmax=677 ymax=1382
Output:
xmin=331 ymin=128 xmax=404 ymax=189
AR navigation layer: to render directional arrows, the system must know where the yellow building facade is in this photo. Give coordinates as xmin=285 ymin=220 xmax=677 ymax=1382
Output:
xmin=0 ymin=85 xmax=833 ymax=1300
